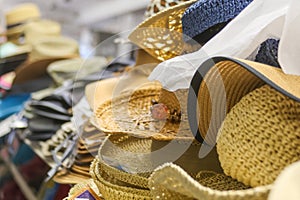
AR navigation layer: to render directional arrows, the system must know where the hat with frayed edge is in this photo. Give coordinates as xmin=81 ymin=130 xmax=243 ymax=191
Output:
xmin=128 ymin=0 xmax=197 ymax=61
xmin=188 ymin=56 xmax=300 ymax=145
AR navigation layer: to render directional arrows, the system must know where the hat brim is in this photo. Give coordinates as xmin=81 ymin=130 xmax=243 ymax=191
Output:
xmin=188 ymin=57 xmax=300 ymax=145
xmin=128 ymin=0 xmax=197 ymax=62
xmin=150 ymin=163 xmax=272 ymax=199
xmin=14 ymin=56 xmax=74 ymax=84
xmin=94 ymin=85 xmax=197 ymax=141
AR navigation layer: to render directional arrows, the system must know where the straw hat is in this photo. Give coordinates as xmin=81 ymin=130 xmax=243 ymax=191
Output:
xmin=188 ymin=57 xmax=300 ymax=145
xmin=5 ymin=3 xmax=41 ymax=39
xmin=94 ymin=86 xmax=196 ymax=140
xmin=13 ymin=36 xmax=79 ymax=84
xmin=149 ymin=163 xmax=272 ymax=200
xmin=24 ymin=19 xmax=61 ymax=45
xmin=128 ymin=0 xmax=197 ymax=61
xmin=97 ymin=134 xmax=222 ymax=184
xmin=217 ymin=85 xmax=300 ymax=187
xmin=47 ymin=57 xmax=108 ymax=86
xmin=90 ymin=157 xmax=152 ymax=200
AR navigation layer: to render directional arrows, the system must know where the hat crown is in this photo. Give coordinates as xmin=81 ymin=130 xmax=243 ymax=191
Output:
xmin=30 ymin=36 xmax=79 ymax=61
xmin=144 ymin=0 xmax=191 ymax=18
xmin=217 ymin=85 xmax=300 ymax=187
xmin=182 ymin=0 xmax=253 ymax=39
xmin=6 ymin=3 xmax=40 ymax=26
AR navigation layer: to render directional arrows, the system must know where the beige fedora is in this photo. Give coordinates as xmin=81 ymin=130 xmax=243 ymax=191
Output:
xmin=188 ymin=57 xmax=300 ymax=145
xmin=47 ymin=56 xmax=108 ymax=86
xmin=5 ymin=3 xmax=41 ymax=40
xmin=24 ymin=19 xmax=61 ymax=45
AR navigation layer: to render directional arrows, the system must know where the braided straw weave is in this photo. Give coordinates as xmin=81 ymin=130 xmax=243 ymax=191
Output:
xmin=149 ymin=163 xmax=271 ymax=200
xmin=217 ymin=85 xmax=300 ymax=187
xmin=90 ymin=158 xmax=153 ymax=200
xmin=128 ymin=0 xmax=197 ymax=61
xmin=95 ymin=86 xmax=194 ymax=140
xmin=97 ymin=134 xmax=223 ymax=189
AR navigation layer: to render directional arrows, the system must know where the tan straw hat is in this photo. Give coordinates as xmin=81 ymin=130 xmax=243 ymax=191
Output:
xmin=188 ymin=57 xmax=300 ymax=145
xmin=13 ymin=36 xmax=79 ymax=84
xmin=94 ymin=85 xmax=198 ymax=140
xmin=5 ymin=3 xmax=41 ymax=39
xmin=217 ymin=85 xmax=300 ymax=187
xmin=97 ymin=134 xmax=222 ymax=186
xmin=24 ymin=19 xmax=61 ymax=44
xmin=149 ymin=163 xmax=271 ymax=200
xmin=128 ymin=0 xmax=197 ymax=61
xmin=90 ymin=157 xmax=152 ymax=200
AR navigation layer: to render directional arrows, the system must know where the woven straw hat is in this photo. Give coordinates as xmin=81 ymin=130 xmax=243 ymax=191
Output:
xmin=94 ymin=85 xmax=197 ymax=140
xmin=217 ymin=85 xmax=300 ymax=187
xmin=13 ymin=36 xmax=79 ymax=84
xmin=24 ymin=19 xmax=61 ymax=45
xmin=47 ymin=57 xmax=108 ymax=86
xmin=149 ymin=163 xmax=272 ymax=200
xmin=5 ymin=3 xmax=41 ymax=39
xmin=90 ymin=157 xmax=152 ymax=200
xmin=97 ymin=134 xmax=222 ymax=185
xmin=128 ymin=0 xmax=197 ymax=61
xmin=188 ymin=57 xmax=300 ymax=145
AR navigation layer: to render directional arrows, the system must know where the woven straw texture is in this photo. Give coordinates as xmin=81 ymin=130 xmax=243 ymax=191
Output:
xmin=90 ymin=158 xmax=153 ymax=200
xmin=197 ymin=60 xmax=265 ymax=145
xmin=149 ymin=163 xmax=271 ymax=200
xmin=217 ymin=85 xmax=300 ymax=187
xmin=128 ymin=0 xmax=197 ymax=61
xmin=98 ymin=134 xmax=222 ymax=184
xmin=95 ymin=87 xmax=193 ymax=140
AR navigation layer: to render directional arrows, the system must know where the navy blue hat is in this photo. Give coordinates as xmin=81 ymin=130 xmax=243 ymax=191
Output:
xmin=182 ymin=0 xmax=253 ymax=41
xmin=255 ymin=38 xmax=280 ymax=68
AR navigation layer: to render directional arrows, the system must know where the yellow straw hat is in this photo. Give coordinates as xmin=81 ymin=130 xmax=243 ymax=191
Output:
xmin=13 ymin=36 xmax=79 ymax=84
xmin=149 ymin=163 xmax=271 ymax=200
xmin=24 ymin=19 xmax=61 ymax=44
xmin=217 ymin=85 xmax=300 ymax=187
xmin=188 ymin=57 xmax=300 ymax=145
xmin=5 ymin=3 xmax=41 ymax=39
xmin=128 ymin=0 xmax=197 ymax=61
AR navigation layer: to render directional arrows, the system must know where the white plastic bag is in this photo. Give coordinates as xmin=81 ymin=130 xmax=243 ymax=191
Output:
xmin=149 ymin=0 xmax=299 ymax=91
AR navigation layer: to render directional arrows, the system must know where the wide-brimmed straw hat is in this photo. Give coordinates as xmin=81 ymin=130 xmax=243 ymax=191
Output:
xmin=217 ymin=85 xmax=300 ymax=187
xmin=13 ymin=36 xmax=79 ymax=84
xmin=188 ymin=56 xmax=300 ymax=145
xmin=128 ymin=0 xmax=197 ymax=61
xmin=97 ymin=134 xmax=222 ymax=184
xmin=149 ymin=163 xmax=272 ymax=200
xmin=94 ymin=85 xmax=197 ymax=140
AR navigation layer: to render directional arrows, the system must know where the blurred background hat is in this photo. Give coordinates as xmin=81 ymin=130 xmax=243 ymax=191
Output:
xmin=5 ymin=3 xmax=41 ymax=42
xmin=14 ymin=36 xmax=79 ymax=84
